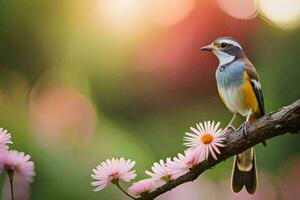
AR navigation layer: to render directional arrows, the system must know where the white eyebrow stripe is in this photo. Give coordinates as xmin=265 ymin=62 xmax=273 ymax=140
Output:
xmin=218 ymin=39 xmax=242 ymax=49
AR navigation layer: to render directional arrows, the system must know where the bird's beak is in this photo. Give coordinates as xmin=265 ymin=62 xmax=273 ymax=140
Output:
xmin=201 ymin=44 xmax=215 ymax=51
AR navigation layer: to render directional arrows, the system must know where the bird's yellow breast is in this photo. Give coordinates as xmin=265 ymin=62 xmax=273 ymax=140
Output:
xmin=217 ymin=72 xmax=259 ymax=117
xmin=240 ymin=72 xmax=259 ymax=113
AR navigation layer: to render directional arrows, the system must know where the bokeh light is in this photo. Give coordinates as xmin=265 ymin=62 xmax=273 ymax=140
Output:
xmin=216 ymin=0 xmax=258 ymax=20
xmin=148 ymin=0 xmax=195 ymax=26
xmin=0 ymin=0 xmax=300 ymax=199
xmin=258 ymin=0 xmax=300 ymax=29
xmin=29 ymin=85 xmax=97 ymax=143
xmin=99 ymin=0 xmax=146 ymax=34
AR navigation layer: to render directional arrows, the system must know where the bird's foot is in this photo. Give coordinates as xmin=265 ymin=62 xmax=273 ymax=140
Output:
xmin=239 ymin=121 xmax=249 ymax=136
xmin=224 ymin=124 xmax=237 ymax=133
xmin=223 ymin=125 xmax=237 ymax=139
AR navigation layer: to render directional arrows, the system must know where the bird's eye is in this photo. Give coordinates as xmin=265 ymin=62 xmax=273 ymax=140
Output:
xmin=221 ymin=43 xmax=227 ymax=48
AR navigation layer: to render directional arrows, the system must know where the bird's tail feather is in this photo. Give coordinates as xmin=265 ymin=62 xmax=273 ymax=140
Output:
xmin=231 ymin=147 xmax=257 ymax=194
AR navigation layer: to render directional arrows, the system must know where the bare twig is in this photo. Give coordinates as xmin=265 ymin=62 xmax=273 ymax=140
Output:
xmin=138 ymin=99 xmax=300 ymax=200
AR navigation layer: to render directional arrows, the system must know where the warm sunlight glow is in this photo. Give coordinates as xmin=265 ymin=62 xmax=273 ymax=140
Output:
xmin=216 ymin=0 xmax=258 ymax=20
xmin=149 ymin=0 xmax=195 ymax=26
xmin=100 ymin=0 xmax=146 ymax=33
xmin=258 ymin=0 xmax=300 ymax=29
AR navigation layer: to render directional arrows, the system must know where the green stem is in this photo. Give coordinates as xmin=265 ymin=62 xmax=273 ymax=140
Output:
xmin=115 ymin=181 xmax=137 ymax=200
xmin=7 ymin=170 xmax=14 ymax=200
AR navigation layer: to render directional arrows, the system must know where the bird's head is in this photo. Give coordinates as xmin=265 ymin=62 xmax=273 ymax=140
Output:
xmin=201 ymin=37 xmax=245 ymax=65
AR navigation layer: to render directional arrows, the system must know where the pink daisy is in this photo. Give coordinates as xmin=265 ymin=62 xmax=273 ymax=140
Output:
xmin=145 ymin=158 xmax=172 ymax=186
xmin=0 ymin=150 xmax=35 ymax=182
xmin=0 ymin=128 xmax=13 ymax=152
xmin=184 ymin=121 xmax=226 ymax=160
xmin=91 ymin=157 xmax=136 ymax=191
xmin=167 ymin=148 xmax=200 ymax=179
xmin=128 ymin=179 xmax=154 ymax=197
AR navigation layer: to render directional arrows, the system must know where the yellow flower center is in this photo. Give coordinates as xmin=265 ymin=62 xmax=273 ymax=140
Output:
xmin=201 ymin=133 xmax=213 ymax=144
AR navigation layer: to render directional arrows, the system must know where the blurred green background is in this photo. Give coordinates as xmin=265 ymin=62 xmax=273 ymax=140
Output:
xmin=0 ymin=0 xmax=299 ymax=199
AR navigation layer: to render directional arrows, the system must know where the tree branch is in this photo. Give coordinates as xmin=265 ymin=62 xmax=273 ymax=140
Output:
xmin=138 ymin=99 xmax=300 ymax=200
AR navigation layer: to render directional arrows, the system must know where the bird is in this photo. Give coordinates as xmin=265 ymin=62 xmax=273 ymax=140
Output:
xmin=201 ymin=36 xmax=264 ymax=194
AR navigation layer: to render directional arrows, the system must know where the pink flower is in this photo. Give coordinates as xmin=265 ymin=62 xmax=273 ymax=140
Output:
xmin=167 ymin=148 xmax=200 ymax=179
xmin=0 ymin=128 xmax=12 ymax=152
xmin=0 ymin=150 xmax=35 ymax=182
xmin=145 ymin=158 xmax=172 ymax=183
xmin=128 ymin=179 xmax=154 ymax=197
xmin=184 ymin=121 xmax=226 ymax=160
xmin=91 ymin=158 xmax=136 ymax=191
